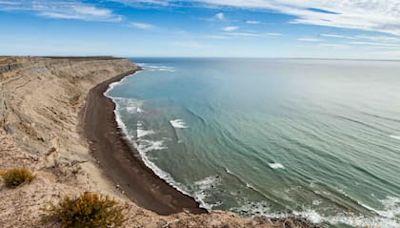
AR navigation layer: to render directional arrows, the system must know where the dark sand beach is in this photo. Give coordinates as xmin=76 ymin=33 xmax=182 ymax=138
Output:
xmin=81 ymin=69 xmax=206 ymax=215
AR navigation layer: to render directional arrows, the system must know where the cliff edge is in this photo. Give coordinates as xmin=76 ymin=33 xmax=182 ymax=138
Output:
xmin=0 ymin=57 xmax=314 ymax=227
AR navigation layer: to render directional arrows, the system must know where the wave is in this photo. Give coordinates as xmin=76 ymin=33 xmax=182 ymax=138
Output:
xmin=223 ymin=167 xmax=277 ymax=204
xmin=390 ymin=135 xmax=400 ymax=140
xmin=268 ymin=162 xmax=285 ymax=170
xmin=104 ymin=74 xmax=200 ymax=211
xmin=126 ymin=105 xmax=143 ymax=114
xmin=136 ymin=139 xmax=166 ymax=153
xmin=193 ymin=176 xmax=222 ymax=210
xmin=136 ymin=121 xmax=154 ymax=138
xmin=230 ymin=201 xmax=271 ymax=216
xmin=170 ymin=119 xmax=188 ymax=129
xmin=377 ymin=196 xmax=400 ymax=219
xmin=104 ymin=72 xmax=138 ymax=96
xmin=137 ymin=63 xmax=176 ymax=72
xmin=103 ymin=69 xmax=400 ymax=226
xmin=232 ymin=202 xmax=400 ymax=227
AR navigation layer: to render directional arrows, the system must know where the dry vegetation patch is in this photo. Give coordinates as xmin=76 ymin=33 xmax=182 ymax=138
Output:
xmin=43 ymin=192 xmax=125 ymax=227
xmin=0 ymin=167 xmax=35 ymax=188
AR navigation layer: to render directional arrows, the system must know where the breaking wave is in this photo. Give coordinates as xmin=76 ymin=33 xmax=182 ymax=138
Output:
xmin=193 ymin=176 xmax=222 ymax=210
xmin=268 ymin=162 xmax=285 ymax=170
xmin=170 ymin=119 xmax=188 ymax=129
xmin=138 ymin=63 xmax=176 ymax=72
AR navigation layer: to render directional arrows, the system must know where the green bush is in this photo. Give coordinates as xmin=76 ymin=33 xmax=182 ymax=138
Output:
xmin=1 ymin=167 xmax=34 ymax=188
xmin=44 ymin=192 xmax=125 ymax=228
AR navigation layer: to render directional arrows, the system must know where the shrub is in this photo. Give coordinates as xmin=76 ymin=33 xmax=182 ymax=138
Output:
xmin=1 ymin=167 xmax=34 ymax=188
xmin=44 ymin=192 xmax=125 ymax=228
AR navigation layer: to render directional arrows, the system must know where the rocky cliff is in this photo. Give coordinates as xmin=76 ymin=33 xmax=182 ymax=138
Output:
xmin=0 ymin=57 xmax=312 ymax=228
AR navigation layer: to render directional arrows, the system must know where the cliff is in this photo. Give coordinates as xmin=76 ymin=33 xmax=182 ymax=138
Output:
xmin=0 ymin=57 xmax=313 ymax=227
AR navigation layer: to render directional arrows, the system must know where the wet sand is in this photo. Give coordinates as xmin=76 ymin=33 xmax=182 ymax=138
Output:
xmin=81 ymin=69 xmax=206 ymax=215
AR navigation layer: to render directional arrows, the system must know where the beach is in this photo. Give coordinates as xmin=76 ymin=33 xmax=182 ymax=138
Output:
xmin=82 ymin=69 xmax=205 ymax=215
xmin=0 ymin=56 xmax=301 ymax=227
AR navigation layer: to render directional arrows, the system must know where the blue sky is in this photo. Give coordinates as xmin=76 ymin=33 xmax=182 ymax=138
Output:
xmin=1 ymin=0 xmax=400 ymax=59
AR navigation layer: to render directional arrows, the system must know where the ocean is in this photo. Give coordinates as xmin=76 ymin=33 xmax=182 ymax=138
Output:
xmin=105 ymin=58 xmax=400 ymax=227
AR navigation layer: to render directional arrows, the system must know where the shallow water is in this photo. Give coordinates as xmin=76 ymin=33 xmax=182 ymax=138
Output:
xmin=106 ymin=58 xmax=400 ymax=227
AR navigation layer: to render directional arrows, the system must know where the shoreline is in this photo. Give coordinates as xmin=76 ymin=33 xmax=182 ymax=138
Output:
xmin=81 ymin=67 xmax=206 ymax=215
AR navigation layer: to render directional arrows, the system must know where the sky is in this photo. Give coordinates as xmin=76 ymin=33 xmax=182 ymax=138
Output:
xmin=1 ymin=0 xmax=400 ymax=59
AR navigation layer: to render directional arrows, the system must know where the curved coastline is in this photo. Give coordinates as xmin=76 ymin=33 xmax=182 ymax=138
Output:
xmin=81 ymin=66 xmax=206 ymax=215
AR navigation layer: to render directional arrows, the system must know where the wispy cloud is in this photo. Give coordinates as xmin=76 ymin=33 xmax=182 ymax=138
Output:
xmin=204 ymin=34 xmax=229 ymax=40
xmin=111 ymin=0 xmax=169 ymax=6
xmin=246 ymin=20 xmax=261 ymax=24
xmin=321 ymin=33 xmax=400 ymax=43
xmin=196 ymin=0 xmax=400 ymax=36
xmin=224 ymin=31 xmax=282 ymax=38
xmin=108 ymin=0 xmax=400 ymax=36
xmin=317 ymin=43 xmax=350 ymax=49
xmin=0 ymin=0 xmax=122 ymax=22
xmin=266 ymin=32 xmax=282 ymax=36
xmin=350 ymin=41 xmax=400 ymax=48
xmin=321 ymin=33 xmax=400 ymax=49
xmin=298 ymin=37 xmax=321 ymax=42
xmin=222 ymin=26 xmax=239 ymax=32
xmin=130 ymin=22 xmax=156 ymax=30
xmin=0 ymin=1 xmax=20 ymax=6
xmin=215 ymin=12 xmax=225 ymax=21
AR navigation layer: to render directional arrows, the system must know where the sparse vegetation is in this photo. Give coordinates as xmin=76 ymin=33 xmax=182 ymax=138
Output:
xmin=44 ymin=192 xmax=125 ymax=228
xmin=1 ymin=167 xmax=34 ymax=188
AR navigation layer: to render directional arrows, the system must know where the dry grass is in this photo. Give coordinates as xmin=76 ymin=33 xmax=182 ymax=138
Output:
xmin=0 ymin=167 xmax=34 ymax=188
xmin=43 ymin=192 xmax=125 ymax=227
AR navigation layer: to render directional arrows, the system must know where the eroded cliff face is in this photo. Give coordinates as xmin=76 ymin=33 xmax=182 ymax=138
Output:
xmin=0 ymin=57 xmax=307 ymax=228
xmin=0 ymin=57 xmax=143 ymax=227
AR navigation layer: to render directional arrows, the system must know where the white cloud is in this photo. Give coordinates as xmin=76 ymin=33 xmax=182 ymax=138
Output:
xmin=111 ymin=0 xmax=169 ymax=6
xmin=246 ymin=20 xmax=261 ymax=24
xmin=321 ymin=33 xmax=400 ymax=49
xmin=298 ymin=37 xmax=321 ymax=42
xmin=112 ymin=0 xmax=400 ymax=36
xmin=224 ymin=31 xmax=282 ymax=38
xmin=320 ymin=34 xmax=352 ymax=39
xmin=0 ymin=0 xmax=122 ymax=22
xmin=317 ymin=43 xmax=350 ymax=49
xmin=222 ymin=26 xmax=239 ymax=32
xmin=322 ymin=33 xmax=400 ymax=43
xmin=350 ymin=41 xmax=400 ymax=48
xmin=266 ymin=32 xmax=282 ymax=36
xmin=204 ymin=35 xmax=229 ymax=39
xmin=227 ymin=32 xmax=260 ymax=37
xmin=215 ymin=12 xmax=225 ymax=20
xmin=130 ymin=22 xmax=156 ymax=30
xmin=197 ymin=0 xmax=400 ymax=36
xmin=0 ymin=1 xmax=20 ymax=5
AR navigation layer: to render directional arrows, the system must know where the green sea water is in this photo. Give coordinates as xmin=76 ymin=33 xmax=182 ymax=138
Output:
xmin=106 ymin=58 xmax=400 ymax=227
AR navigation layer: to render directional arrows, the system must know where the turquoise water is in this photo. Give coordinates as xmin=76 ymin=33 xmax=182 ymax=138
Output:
xmin=106 ymin=58 xmax=400 ymax=227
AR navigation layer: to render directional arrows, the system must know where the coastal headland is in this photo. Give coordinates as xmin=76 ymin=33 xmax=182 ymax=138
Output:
xmin=0 ymin=56 xmax=315 ymax=227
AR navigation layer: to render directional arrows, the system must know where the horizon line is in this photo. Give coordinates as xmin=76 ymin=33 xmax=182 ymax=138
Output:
xmin=2 ymin=55 xmax=400 ymax=62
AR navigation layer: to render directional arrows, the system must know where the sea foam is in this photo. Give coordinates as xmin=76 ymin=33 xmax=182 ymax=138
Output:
xmin=170 ymin=119 xmax=188 ymax=129
xmin=268 ymin=162 xmax=285 ymax=169
xmin=232 ymin=202 xmax=400 ymax=227
xmin=138 ymin=63 xmax=176 ymax=72
xmin=390 ymin=135 xmax=400 ymax=140
xmin=104 ymin=74 xmax=201 ymax=211
xmin=136 ymin=122 xmax=154 ymax=138
xmin=193 ymin=176 xmax=222 ymax=210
